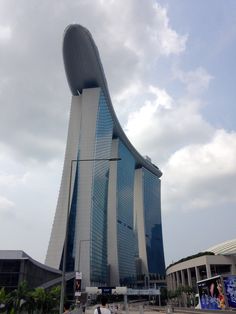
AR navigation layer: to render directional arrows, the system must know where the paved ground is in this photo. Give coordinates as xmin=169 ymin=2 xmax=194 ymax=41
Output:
xmin=84 ymin=305 xmax=166 ymax=314
xmin=80 ymin=305 xmax=236 ymax=314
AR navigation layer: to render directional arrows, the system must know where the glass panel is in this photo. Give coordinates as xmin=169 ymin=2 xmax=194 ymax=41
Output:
xmin=117 ymin=141 xmax=136 ymax=285
xmin=143 ymin=168 xmax=165 ymax=276
xmin=90 ymin=90 xmax=113 ymax=284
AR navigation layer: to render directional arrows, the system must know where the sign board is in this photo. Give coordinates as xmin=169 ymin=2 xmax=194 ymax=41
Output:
xmin=197 ymin=276 xmax=226 ymax=310
xmin=85 ymin=287 xmax=159 ymax=295
xmin=127 ymin=288 xmax=160 ymax=295
xmin=86 ymin=287 xmax=102 ymax=294
xmin=98 ymin=287 xmax=115 ymax=294
xmin=75 ymin=272 xmax=82 ymax=297
xmin=76 ymin=272 xmax=82 ymax=279
xmin=223 ymin=276 xmax=236 ymax=308
xmin=112 ymin=287 xmax=128 ymax=294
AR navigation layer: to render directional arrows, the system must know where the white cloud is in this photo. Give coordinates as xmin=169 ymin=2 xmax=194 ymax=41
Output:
xmin=162 ymin=129 xmax=236 ymax=212
xmin=123 ymin=74 xmax=236 ymax=218
xmin=125 ymin=85 xmax=214 ymax=163
xmin=89 ymin=0 xmax=187 ymax=97
xmin=0 ymin=196 xmax=14 ymax=210
xmin=148 ymin=85 xmax=174 ymax=109
xmin=173 ymin=66 xmax=214 ymax=95
xmin=150 ymin=3 xmax=187 ymax=56
xmin=0 ymin=172 xmax=29 ymax=187
xmin=0 ymin=25 xmax=11 ymax=41
xmin=0 ymin=0 xmax=187 ymax=162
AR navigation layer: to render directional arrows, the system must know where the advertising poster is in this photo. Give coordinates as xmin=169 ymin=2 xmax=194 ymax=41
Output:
xmin=223 ymin=276 xmax=236 ymax=308
xmin=197 ymin=276 xmax=226 ymax=310
xmin=75 ymin=272 xmax=82 ymax=297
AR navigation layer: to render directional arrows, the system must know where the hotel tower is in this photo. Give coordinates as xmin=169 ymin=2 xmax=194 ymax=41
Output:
xmin=45 ymin=25 xmax=165 ymax=288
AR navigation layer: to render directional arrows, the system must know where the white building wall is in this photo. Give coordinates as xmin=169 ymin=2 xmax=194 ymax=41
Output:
xmin=46 ymin=88 xmax=101 ymax=289
xmin=45 ymin=95 xmax=82 ymax=269
xmin=74 ymin=88 xmax=101 ymax=288
xmin=107 ymin=139 xmax=120 ymax=286
xmin=134 ymin=168 xmax=148 ymax=274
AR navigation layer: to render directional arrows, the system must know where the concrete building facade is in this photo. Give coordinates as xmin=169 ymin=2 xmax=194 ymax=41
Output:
xmin=167 ymin=240 xmax=236 ymax=292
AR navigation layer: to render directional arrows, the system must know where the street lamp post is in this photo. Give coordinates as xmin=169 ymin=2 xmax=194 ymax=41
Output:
xmin=59 ymin=157 xmax=121 ymax=314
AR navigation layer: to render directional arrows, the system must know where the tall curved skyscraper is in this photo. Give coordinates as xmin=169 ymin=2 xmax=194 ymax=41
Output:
xmin=45 ymin=24 xmax=165 ymax=288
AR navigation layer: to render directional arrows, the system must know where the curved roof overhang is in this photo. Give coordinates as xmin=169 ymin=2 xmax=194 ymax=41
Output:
xmin=207 ymin=238 xmax=236 ymax=255
xmin=63 ymin=24 xmax=162 ymax=177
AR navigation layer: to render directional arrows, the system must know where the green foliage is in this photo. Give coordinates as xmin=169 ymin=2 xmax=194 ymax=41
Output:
xmin=167 ymin=285 xmax=196 ymax=307
xmin=0 ymin=287 xmax=7 ymax=312
xmin=0 ymin=287 xmax=7 ymax=304
xmin=7 ymin=281 xmax=29 ymax=313
xmin=0 ymin=283 xmax=61 ymax=314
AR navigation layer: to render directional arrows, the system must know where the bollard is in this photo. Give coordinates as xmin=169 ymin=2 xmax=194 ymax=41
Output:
xmin=139 ymin=305 xmax=143 ymax=314
xmin=124 ymin=294 xmax=129 ymax=314
xmin=166 ymin=305 xmax=172 ymax=314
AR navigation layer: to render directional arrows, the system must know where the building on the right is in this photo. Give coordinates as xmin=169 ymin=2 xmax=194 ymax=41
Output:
xmin=166 ymin=238 xmax=236 ymax=292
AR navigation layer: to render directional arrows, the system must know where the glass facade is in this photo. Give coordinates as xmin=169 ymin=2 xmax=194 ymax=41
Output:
xmin=0 ymin=260 xmax=20 ymax=292
xmin=0 ymin=257 xmax=61 ymax=293
xmin=57 ymin=88 xmax=165 ymax=286
xmin=90 ymin=91 xmax=113 ymax=284
xmin=47 ymin=24 xmax=167 ymax=289
xmin=143 ymin=168 xmax=165 ymax=276
xmin=117 ymin=141 xmax=136 ymax=285
xmin=64 ymin=166 xmax=79 ymax=272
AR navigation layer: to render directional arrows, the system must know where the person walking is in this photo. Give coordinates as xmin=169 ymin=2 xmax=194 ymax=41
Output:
xmin=94 ymin=296 xmax=111 ymax=314
xmin=63 ymin=302 xmax=71 ymax=313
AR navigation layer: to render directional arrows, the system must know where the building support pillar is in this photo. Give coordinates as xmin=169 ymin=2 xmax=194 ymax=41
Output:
xmin=176 ymin=271 xmax=180 ymax=288
xmin=187 ymin=268 xmax=192 ymax=287
xmin=231 ymin=259 xmax=236 ymax=275
xmin=206 ymin=263 xmax=212 ymax=278
xmin=195 ymin=266 xmax=200 ymax=282
xmin=181 ymin=270 xmax=186 ymax=286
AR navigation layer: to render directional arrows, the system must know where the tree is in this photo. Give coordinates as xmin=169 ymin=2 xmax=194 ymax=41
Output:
xmin=160 ymin=287 xmax=167 ymax=305
xmin=47 ymin=285 xmax=61 ymax=312
xmin=0 ymin=287 xmax=7 ymax=312
xmin=30 ymin=285 xmax=61 ymax=314
xmin=7 ymin=281 xmax=29 ymax=313
xmin=4 ymin=282 xmax=61 ymax=314
xmin=31 ymin=287 xmax=47 ymax=313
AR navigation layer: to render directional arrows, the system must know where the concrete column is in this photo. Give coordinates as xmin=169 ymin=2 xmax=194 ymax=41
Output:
xmin=166 ymin=275 xmax=169 ymax=289
xmin=181 ymin=270 xmax=186 ymax=286
xmin=231 ymin=259 xmax=236 ymax=275
xmin=169 ymin=275 xmax=172 ymax=290
xmin=206 ymin=263 xmax=212 ymax=278
xmin=173 ymin=273 xmax=177 ymax=290
xmin=167 ymin=275 xmax=171 ymax=290
xmin=187 ymin=268 xmax=192 ymax=287
xmin=195 ymin=266 xmax=200 ymax=282
xmin=172 ymin=273 xmax=175 ymax=290
xmin=176 ymin=271 xmax=180 ymax=287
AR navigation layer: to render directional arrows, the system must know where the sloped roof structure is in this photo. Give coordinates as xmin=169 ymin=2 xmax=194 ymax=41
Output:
xmin=63 ymin=24 xmax=162 ymax=177
xmin=207 ymin=238 xmax=236 ymax=255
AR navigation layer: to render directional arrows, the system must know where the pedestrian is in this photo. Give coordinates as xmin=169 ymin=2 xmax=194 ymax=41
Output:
xmin=94 ymin=296 xmax=111 ymax=314
xmin=63 ymin=302 xmax=71 ymax=314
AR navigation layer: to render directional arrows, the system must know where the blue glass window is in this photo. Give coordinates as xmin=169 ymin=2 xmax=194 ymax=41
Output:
xmin=90 ymin=91 xmax=113 ymax=284
xmin=117 ymin=141 xmax=136 ymax=285
xmin=143 ymin=168 xmax=165 ymax=276
xmin=60 ymin=165 xmax=79 ymax=272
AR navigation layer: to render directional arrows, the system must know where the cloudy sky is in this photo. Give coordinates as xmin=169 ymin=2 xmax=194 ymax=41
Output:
xmin=0 ymin=0 xmax=236 ymax=267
